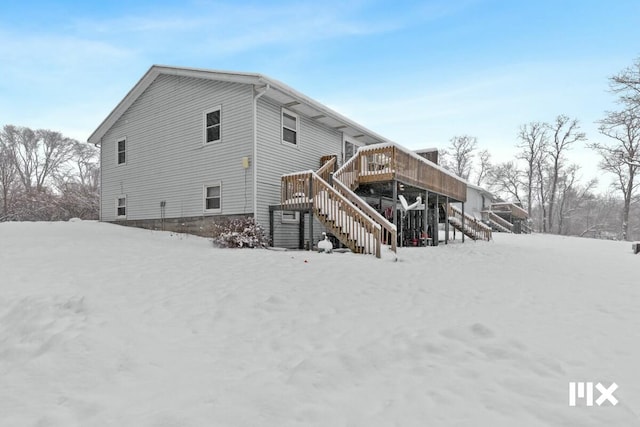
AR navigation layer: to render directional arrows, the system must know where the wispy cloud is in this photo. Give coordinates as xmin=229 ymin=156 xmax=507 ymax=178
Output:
xmin=69 ymin=1 xmax=404 ymax=57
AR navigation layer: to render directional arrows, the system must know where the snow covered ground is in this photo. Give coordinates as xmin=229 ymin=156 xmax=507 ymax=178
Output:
xmin=1 ymin=221 xmax=639 ymax=426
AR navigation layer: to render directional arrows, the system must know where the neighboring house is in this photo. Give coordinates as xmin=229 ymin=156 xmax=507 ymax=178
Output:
xmin=459 ymin=183 xmax=496 ymax=220
xmin=89 ymin=65 xmax=480 ymax=256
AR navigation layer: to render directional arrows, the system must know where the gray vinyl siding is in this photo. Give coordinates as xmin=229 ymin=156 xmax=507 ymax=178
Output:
xmin=272 ymin=211 xmax=329 ymax=249
xmin=255 ymin=97 xmax=342 ymax=237
xmin=100 ymin=74 xmax=254 ymax=221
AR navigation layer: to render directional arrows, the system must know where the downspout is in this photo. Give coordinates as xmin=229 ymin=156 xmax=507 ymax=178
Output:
xmin=253 ymin=83 xmax=270 ymax=220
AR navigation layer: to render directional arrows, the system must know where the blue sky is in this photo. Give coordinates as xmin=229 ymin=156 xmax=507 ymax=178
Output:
xmin=1 ymin=0 xmax=639 ymax=187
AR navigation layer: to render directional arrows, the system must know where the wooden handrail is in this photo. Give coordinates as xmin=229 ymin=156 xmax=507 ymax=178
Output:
xmin=488 ymin=211 xmax=513 ymax=232
xmin=317 ymin=156 xmax=337 ymax=182
xmin=448 ymin=205 xmax=492 ymax=241
xmin=333 ymin=178 xmax=397 ymax=252
xmin=311 ymin=173 xmax=381 ymax=257
xmin=333 ymin=151 xmax=360 ymax=190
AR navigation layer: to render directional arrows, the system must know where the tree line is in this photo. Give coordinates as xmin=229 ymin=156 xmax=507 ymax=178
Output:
xmin=439 ymin=57 xmax=640 ymax=241
xmin=0 ymin=125 xmax=99 ymax=221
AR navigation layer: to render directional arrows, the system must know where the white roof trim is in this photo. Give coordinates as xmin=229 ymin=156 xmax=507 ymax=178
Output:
xmin=88 ymin=64 xmax=390 ymax=146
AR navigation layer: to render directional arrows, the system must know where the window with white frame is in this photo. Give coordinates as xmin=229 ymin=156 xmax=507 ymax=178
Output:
xmin=116 ymin=196 xmax=126 ymax=218
xmin=117 ymin=138 xmax=126 ymax=164
xmin=282 ymin=109 xmax=298 ymax=145
xmin=204 ymin=183 xmax=222 ymax=213
xmin=281 ymin=210 xmax=299 ymax=223
xmin=204 ymin=106 xmax=221 ymax=144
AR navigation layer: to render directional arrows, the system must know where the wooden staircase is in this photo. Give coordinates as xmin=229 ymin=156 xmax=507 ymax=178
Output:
xmin=447 ymin=205 xmax=492 ymax=241
xmin=281 ymin=158 xmax=393 ymax=258
xmin=486 ymin=211 xmax=513 ymax=233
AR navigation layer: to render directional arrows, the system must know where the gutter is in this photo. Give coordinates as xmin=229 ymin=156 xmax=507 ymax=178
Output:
xmin=253 ymin=83 xmax=270 ymax=220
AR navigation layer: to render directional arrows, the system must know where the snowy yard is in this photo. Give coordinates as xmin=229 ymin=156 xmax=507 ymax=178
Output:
xmin=1 ymin=221 xmax=639 ymax=426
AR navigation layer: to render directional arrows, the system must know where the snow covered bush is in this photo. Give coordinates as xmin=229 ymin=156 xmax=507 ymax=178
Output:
xmin=209 ymin=217 xmax=270 ymax=248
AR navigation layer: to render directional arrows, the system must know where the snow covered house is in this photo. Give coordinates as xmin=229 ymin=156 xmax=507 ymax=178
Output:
xmin=89 ymin=65 xmax=484 ymax=257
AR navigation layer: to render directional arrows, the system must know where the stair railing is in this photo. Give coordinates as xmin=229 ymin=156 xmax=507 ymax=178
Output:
xmin=333 ymin=151 xmax=360 ymax=190
xmin=448 ymin=205 xmax=492 ymax=241
xmin=488 ymin=211 xmax=514 ymax=233
xmin=333 ymin=178 xmax=397 ymax=252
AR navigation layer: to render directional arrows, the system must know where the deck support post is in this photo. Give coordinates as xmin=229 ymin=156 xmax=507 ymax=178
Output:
xmin=299 ymin=210 xmax=305 ymax=249
xmin=461 ymin=202 xmax=466 ymax=243
xmin=445 ymin=196 xmax=449 ymax=244
xmin=434 ymin=193 xmax=439 ymax=246
xmin=308 ymin=175 xmax=314 ymax=251
xmin=392 ymin=179 xmax=398 ymax=247
xmin=269 ymin=208 xmax=275 ymax=247
xmin=424 ymin=190 xmax=429 ymax=246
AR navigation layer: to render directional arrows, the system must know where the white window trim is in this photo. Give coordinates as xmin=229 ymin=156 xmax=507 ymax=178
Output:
xmin=281 ymin=108 xmax=299 ymax=147
xmin=281 ymin=210 xmax=300 ymax=224
xmin=203 ymin=182 xmax=222 ymax=214
xmin=116 ymin=195 xmax=127 ymax=219
xmin=203 ymin=105 xmax=222 ymax=146
xmin=116 ymin=137 xmax=127 ymax=165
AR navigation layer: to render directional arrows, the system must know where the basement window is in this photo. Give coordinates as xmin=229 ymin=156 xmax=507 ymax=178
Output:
xmin=282 ymin=109 xmax=298 ymax=145
xmin=116 ymin=196 xmax=127 ymax=218
xmin=281 ymin=210 xmax=299 ymax=223
xmin=204 ymin=183 xmax=222 ymax=213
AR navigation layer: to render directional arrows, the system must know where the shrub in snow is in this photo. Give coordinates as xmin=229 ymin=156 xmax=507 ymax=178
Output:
xmin=210 ymin=217 xmax=270 ymax=248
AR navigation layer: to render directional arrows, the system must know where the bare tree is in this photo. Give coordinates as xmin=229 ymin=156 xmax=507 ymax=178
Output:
xmin=556 ymin=164 xmax=597 ymax=235
xmin=442 ymin=135 xmax=477 ymax=180
xmin=69 ymin=141 xmax=99 ymax=189
xmin=517 ymin=122 xmax=548 ymax=217
xmin=5 ymin=125 xmax=74 ymax=192
xmin=610 ymin=57 xmax=640 ymax=111
xmin=546 ymin=115 xmax=586 ymax=232
xmin=578 ymin=192 xmax=621 ymax=238
xmin=535 ymin=150 xmax=551 ymax=232
xmin=0 ymin=136 xmax=17 ymax=218
xmin=487 ymin=161 xmax=524 ymax=204
xmin=0 ymin=124 xmax=99 ymax=221
xmin=475 ymin=149 xmax=492 ymax=187
xmin=588 ymin=108 xmax=640 ymax=240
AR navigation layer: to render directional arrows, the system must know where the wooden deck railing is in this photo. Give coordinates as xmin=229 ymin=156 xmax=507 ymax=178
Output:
xmin=335 ymin=143 xmax=467 ymax=202
xmin=317 ymin=156 xmax=337 ymax=183
xmin=448 ymin=205 xmax=492 ymax=241
xmin=490 ymin=202 xmax=528 ymax=219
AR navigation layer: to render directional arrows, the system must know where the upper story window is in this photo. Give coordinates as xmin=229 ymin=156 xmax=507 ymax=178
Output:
xmin=282 ymin=109 xmax=298 ymax=145
xmin=204 ymin=106 xmax=221 ymax=144
xmin=117 ymin=138 xmax=126 ymax=165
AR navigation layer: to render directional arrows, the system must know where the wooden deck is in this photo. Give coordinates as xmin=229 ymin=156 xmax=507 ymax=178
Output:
xmin=334 ymin=143 xmax=467 ymax=202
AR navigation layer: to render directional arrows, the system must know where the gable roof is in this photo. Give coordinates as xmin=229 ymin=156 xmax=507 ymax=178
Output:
xmin=88 ymin=64 xmax=390 ymax=146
